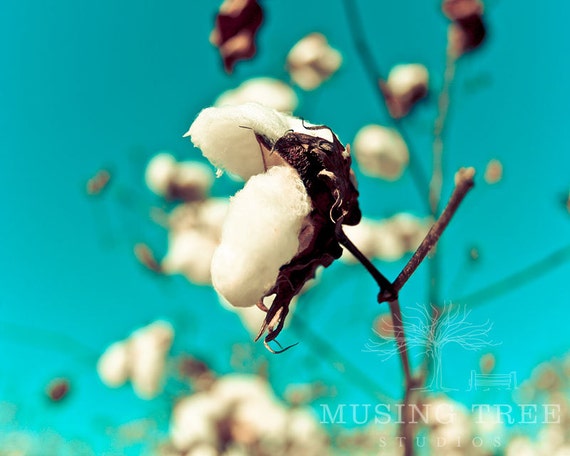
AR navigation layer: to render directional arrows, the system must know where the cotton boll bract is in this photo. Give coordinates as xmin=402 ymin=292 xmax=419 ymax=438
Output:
xmin=286 ymin=33 xmax=342 ymax=90
xmin=187 ymin=103 xmax=291 ymax=180
xmin=211 ymin=166 xmax=311 ymax=308
xmin=353 ymin=125 xmax=409 ymax=180
xmin=215 ymin=77 xmax=298 ymax=113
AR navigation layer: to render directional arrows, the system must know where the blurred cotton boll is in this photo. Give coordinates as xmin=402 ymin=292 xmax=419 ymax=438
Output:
xmin=129 ymin=320 xmax=175 ymax=399
xmin=353 ymin=125 xmax=409 ymax=180
xmin=383 ymin=64 xmax=429 ymax=118
xmin=215 ymin=77 xmax=298 ymax=113
xmin=186 ymin=103 xmax=291 ymax=180
xmin=97 ymin=341 xmax=130 ymax=387
xmin=145 ymin=152 xmax=214 ymax=201
xmin=97 ymin=321 xmax=174 ymax=399
xmin=286 ymin=33 xmax=342 ymax=90
xmin=341 ymin=213 xmax=430 ymax=262
xmin=161 ymin=230 xmax=218 ymax=285
xmin=211 ymin=166 xmax=312 ymax=308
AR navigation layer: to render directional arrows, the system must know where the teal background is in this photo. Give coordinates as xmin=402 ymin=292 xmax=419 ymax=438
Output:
xmin=0 ymin=0 xmax=569 ymax=453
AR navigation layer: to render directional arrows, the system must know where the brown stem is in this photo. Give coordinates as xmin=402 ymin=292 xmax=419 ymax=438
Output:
xmin=378 ymin=167 xmax=476 ymax=303
xmin=336 ymin=225 xmax=393 ymax=293
xmin=430 ymin=53 xmax=457 ymax=215
xmin=388 ymin=299 xmax=413 ymax=388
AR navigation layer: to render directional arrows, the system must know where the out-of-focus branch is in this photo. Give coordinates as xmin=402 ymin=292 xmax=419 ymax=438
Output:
xmin=452 ymin=243 xmax=570 ymax=308
xmin=341 ymin=0 xmax=431 ymax=211
xmin=290 ymin=315 xmax=395 ymax=404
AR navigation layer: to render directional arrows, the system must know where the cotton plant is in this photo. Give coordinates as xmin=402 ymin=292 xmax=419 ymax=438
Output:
xmin=185 ymin=102 xmax=366 ymax=349
xmin=97 ymin=320 xmax=174 ymax=399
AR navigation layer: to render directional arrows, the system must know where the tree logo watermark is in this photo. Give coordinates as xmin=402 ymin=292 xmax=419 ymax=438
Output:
xmin=365 ymin=303 xmax=504 ymax=391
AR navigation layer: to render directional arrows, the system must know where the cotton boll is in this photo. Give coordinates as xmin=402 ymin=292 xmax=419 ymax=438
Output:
xmin=187 ymin=444 xmax=218 ymax=456
xmin=171 ymin=394 xmax=223 ymax=450
xmin=171 ymin=161 xmax=215 ymax=201
xmin=212 ymin=374 xmax=274 ymax=406
xmin=383 ymin=64 xmax=429 ymax=118
xmin=211 ymin=166 xmax=311 ymax=308
xmin=340 ymin=219 xmax=379 ymax=263
xmin=97 ymin=341 xmax=129 ymax=387
xmin=197 ymin=198 xmax=229 ymax=240
xmin=353 ymin=125 xmax=409 ymax=180
xmin=372 ymin=223 xmax=407 ymax=261
xmin=386 ymin=64 xmax=429 ymax=98
xmin=215 ymin=77 xmax=298 ymax=113
xmin=186 ymin=103 xmax=291 ymax=180
xmin=386 ymin=213 xmax=430 ymax=252
xmin=146 ymin=153 xmax=177 ymax=196
xmin=287 ymin=33 xmax=342 ymax=90
xmin=161 ymin=230 xmax=218 ymax=285
xmin=286 ymin=408 xmax=325 ymax=444
xmin=506 ymin=436 xmax=537 ymax=456
xmin=129 ymin=321 xmax=174 ymax=399
xmin=231 ymin=396 xmax=289 ymax=445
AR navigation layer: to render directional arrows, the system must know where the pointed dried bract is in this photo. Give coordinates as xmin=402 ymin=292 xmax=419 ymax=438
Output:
xmin=210 ymin=0 xmax=264 ymax=73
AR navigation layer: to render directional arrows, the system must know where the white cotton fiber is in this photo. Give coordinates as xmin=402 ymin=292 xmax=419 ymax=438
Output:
xmin=186 ymin=103 xmax=292 ymax=180
xmin=211 ymin=166 xmax=311 ymax=308
xmin=386 ymin=64 xmax=429 ymax=98
xmin=215 ymin=77 xmax=298 ymax=113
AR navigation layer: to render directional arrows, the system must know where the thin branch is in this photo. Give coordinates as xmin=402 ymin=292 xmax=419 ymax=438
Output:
xmin=389 ymin=299 xmax=413 ymax=388
xmin=452 ymin=243 xmax=570 ymax=308
xmin=336 ymin=225 xmax=393 ymax=292
xmin=378 ymin=167 xmax=476 ymax=303
xmin=430 ymin=53 xmax=457 ymax=216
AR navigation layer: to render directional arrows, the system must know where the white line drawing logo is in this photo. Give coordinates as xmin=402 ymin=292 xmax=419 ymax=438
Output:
xmin=365 ymin=303 xmax=502 ymax=391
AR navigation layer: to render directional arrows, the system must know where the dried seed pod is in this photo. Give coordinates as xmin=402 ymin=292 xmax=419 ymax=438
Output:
xmin=210 ymin=0 xmax=264 ymax=73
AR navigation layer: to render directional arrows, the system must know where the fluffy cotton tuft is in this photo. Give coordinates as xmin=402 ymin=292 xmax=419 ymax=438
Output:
xmin=353 ymin=125 xmax=409 ymax=180
xmin=211 ymin=166 xmax=311 ymax=307
xmin=215 ymin=77 xmax=298 ymax=113
xmin=186 ymin=103 xmax=291 ymax=180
